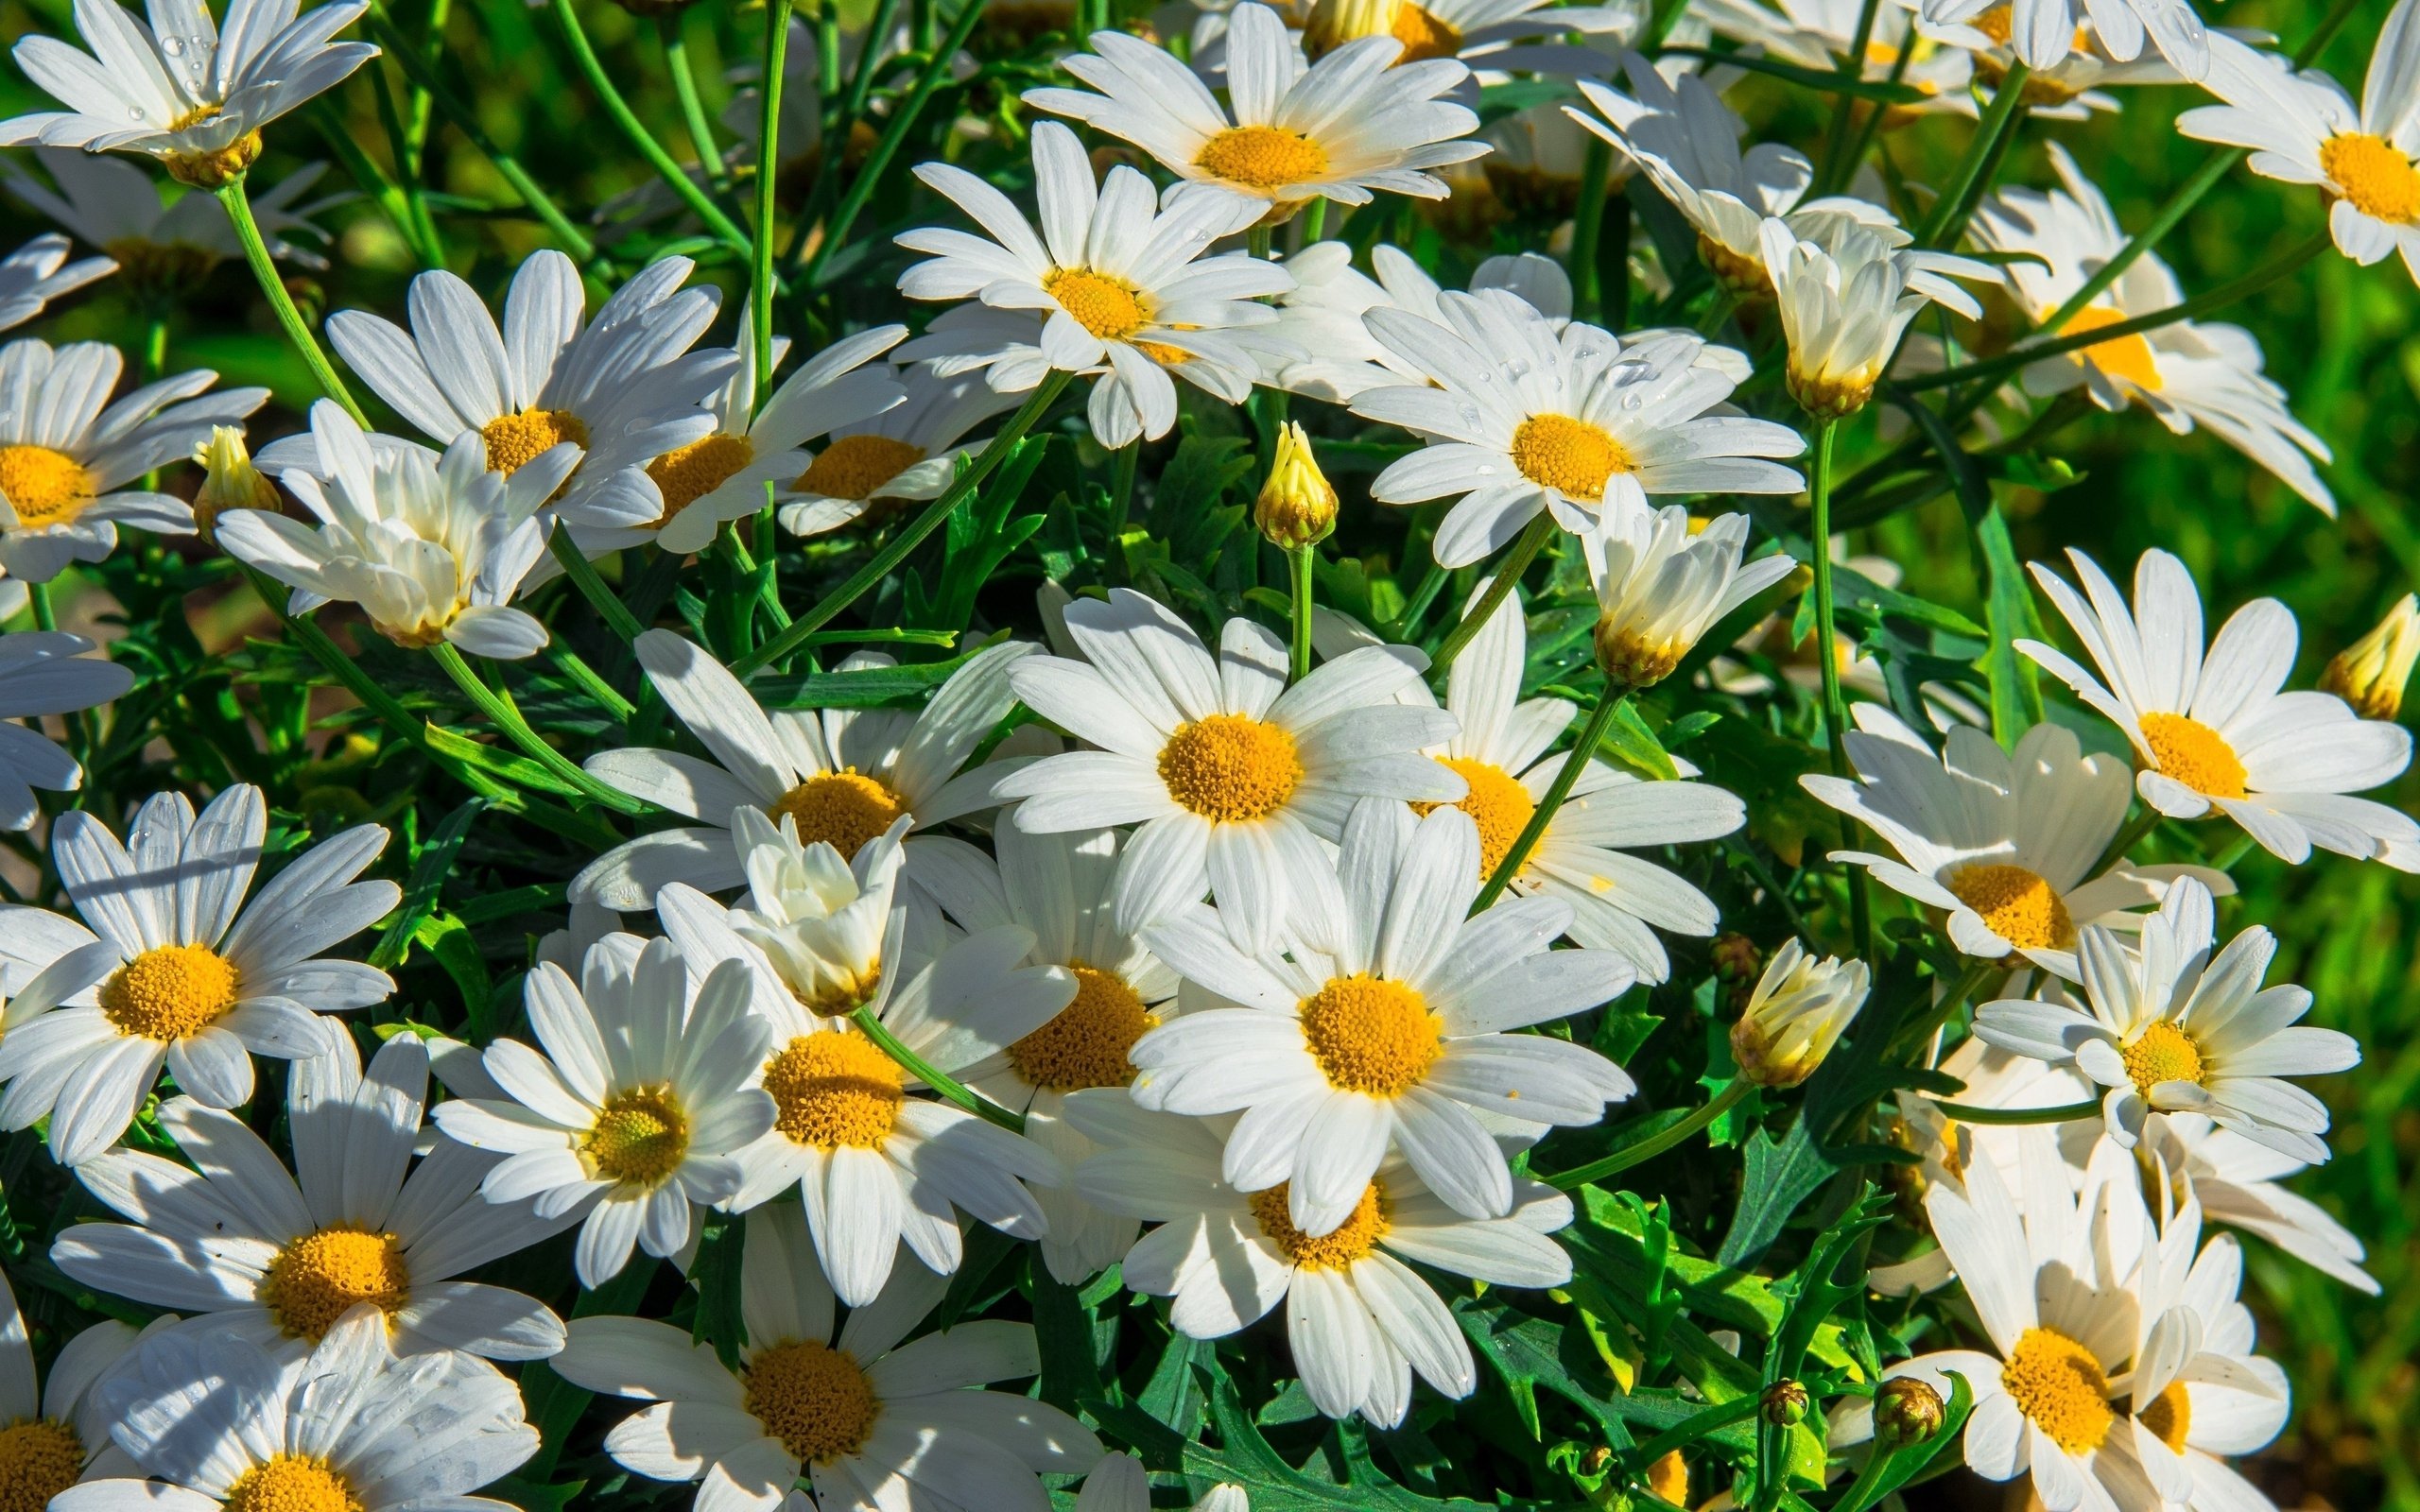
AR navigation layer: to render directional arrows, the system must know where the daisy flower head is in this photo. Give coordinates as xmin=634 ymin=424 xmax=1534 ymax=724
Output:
xmin=1917 ymin=6 xmax=2197 ymax=115
xmin=1917 ymin=0 xmax=2205 ymax=78
xmin=0 ymin=336 xmax=266 ymax=586
xmin=1701 ymin=0 xmax=1978 ymax=119
xmin=0 ymin=630 xmax=133 ymax=829
xmin=1582 ymin=503 xmax=1798 ymax=689
xmin=1299 ymin=0 xmax=1640 ymax=81
xmin=1355 ymin=293 xmax=1804 ymax=567
xmin=218 ymin=399 xmax=565 ymax=659
xmin=0 ymin=232 xmax=112 ymax=332
xmin=1131 ymin=799 xmax=1636 ymax=1234
xmin=1759 ymin=215 xmax=1991 ymax=418
xmin=995 ymin=587 xmax=1463 ymax=954
xmin=1974 ymin=876 xmax=2360 ymax=1165
xmin=1730 ymin=937 xmax=1870 ymax=1088
xmin=2135 ymin=1112 xmax=2376 ymax=1292
xmin=2017 ymin=547 xmax=2420 ymax=866
xmin=429 ymin=935 xmax=780 ymax=1286
xmin=782 ymin=362 xmax=1023 ymax=539
xmin=0 ymin=0 xmax=379 ymax=188
xmin=1971 ymin=145 xmax=2333 ymax=512
xmin=71 ymin=1307 xmax=538 ymax=1512
xmin=2177 ymin=8 xmax=2420 ymax=287
xmin=2120 ymin=1199 xmax=2292 ymax=1511
xmin=1801 ymin=703 xmax=2234 ymax=971
xmin=6 ymin=148 xmax=342 ymax=297
xmin=1263 ymin=240 xmax=1572 ymax=401
xmin=551 ymin=1204 xmax=1102 ymax=1512
xmin=575 ymin=628 xmax=1033 ymax=911
xmin=894 ymin=120 xmax=1287 ymax=449
xmin=0 ymin=1266 xmax=152 ymax=1503
xmin=53 ymin=1032 xmax=572 ymax=1359
xmin=1064 ymin=1089 xmax=1577 ymax=1426
xmin=0 ymin=783 xmax=399 ymax=1166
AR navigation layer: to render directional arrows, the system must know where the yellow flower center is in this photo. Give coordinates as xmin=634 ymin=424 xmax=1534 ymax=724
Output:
xmin=1510 ymin=413 xmax=1631 ymax=502
xmin=2000 ymin=1327 xmax=2116 ymax=1456
xmin=259 ymin=1228 xmax=411 ymax=1341
xmin=102 ymin=236 xmax=220 ymax=296
xmin=0 ymin=444 xmax=95 ymax=526
xmin=2137 ymin=712 xmax=2249 ymax=799
xmin=479 ymin=408 xmax=591 ymax=476
xmin=743 ymin=1339 xmax=879 ymax=1464
xmin=2137 ymin=1380 xmax=2192 ymax=1453
xmin=1413 ymin=757 xmax=1536 ymax=880
xmin=1971 ymin=4 xmax=2014 ymax=43
xmin=647 ymin=434 xmax=755 ymax=523
xmin=768 ymin=771 xmax=908 ymax=860
xmin=1248 ymin=1179 xmax=1388 ymax=1268
xmin=1195 ymin=126 xmax=1332 ymax=192
xmin=1303 ymin=0 xmax=1462 ymax=60
xmin=2053 ymin=306 xmax=2163 ymax=392
xmin=1299 ymin=974 xmax=1442 ymax=1096
xmin=586 ymin=1086 xmax=690 ymax=1187
xmin=1007 ymin=963 xmax=1158 ymax=1091
xmin=223 ymin=1455 xmax=361 ymax=1512
xmin=1698 ymin=232 xmax=1772 ymax=298
xmin=2120 ymin=1022 xmax=2206 ymax=1098
xmin=1156 ymin=713 xmax=1304 ymax=822
xmin=1944 ymin=862 xmax=2075 ymax=952
xmin=796 ymin=434 xmax=929 ymax=500
xmin=99 ymin=943 xmax=239 ymax=1041
xmin=1044 ymin=267 xmax=1151 ymax=341
xmin=2320 ymin=132 xmax=2420 ymax=225
xmin=763 ymin=1029 xmax=904 ymax=1149
xmin=0 ymin=1419 xmax=83 ymax=1512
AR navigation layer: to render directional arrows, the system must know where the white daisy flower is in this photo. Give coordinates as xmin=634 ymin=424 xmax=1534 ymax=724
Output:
xmin=0 ymin=630 xmax=132 ymax=830
xmin=1064 ymin=1088 xmax=1576 ymax=1426
xmin=6 ymin=147 xmax=342 ymax=291
xmin=1917 ymin=6 xmax=2197 ymax=116
xmin=551 ymin=1205 xmax=1102 ymax=1512
xmin=1025 ymin=3 xmax=1487 ymax=217
xmin=52 ymin=1032 xmax=571 ymax=1359
xmin=1759 ymin=215 xmax=1991 ymax=417
xmin=0 ymin=783 xmax=399 ymax=1166
xmin=219 ymin=399 xmax=567 ymax=660
xmin=781 ymin=363 xmax=1023 ymax=539
xmin=0 ymin=231 xmax=112 ymax=332
xmin=574 ymin=627 xmax=1032 ymax=911
xmin=995 ymin=587 xmax=1462 ymax=954
xmin=2135 ymin=1113 xmax=2374 ymax=1293
xmin=2121 ymin=1200 xmax=2292 ymax=1512
xmin=1582 ymin=503 xmax=1799 ymax=688
xmin=894 ymin=121 xmax=1286 ymax=449
xmin=0 ymin=0 xmax=379 ymax=189
xmin=67 ymin=1307 xmax=538 ymax=1512
xmin=430 ymin=936 xmax=780 ymax=1286
xmin=1262 ymin=241 xmax=1571 ymax=401
xmin=1132 ymin=799 xmax=1634 ymax=1234
xmin=1356 ymin=291 xmax=1803 ymax=566
xmin=0 ymin=1267 xmax=153 ymax=1502
xmin=0 ymin=335 xmax=266 ymax=586
xmin=1801 ymin=703 xmax=2233 ymax=971
xmin=2176 ymin=7 xmax=2420 ymax=288
xmin=1299 ymin=0 xmax=1640 ymax=80
xmin=1918 ymin=0 xmax=2206 ymax=78
xmin=1974 ymin=877 xmax=2360 ymax=1165
xmin=1971 ymin=145 xmax=2333 ymax=512
xmin=1699 ymin=0 xmax=1978 ymax=117
xmin=2017 ymin=547 xmax=2420 ymax=866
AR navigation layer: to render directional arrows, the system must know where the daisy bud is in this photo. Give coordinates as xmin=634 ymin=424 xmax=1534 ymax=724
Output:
xmin=1762 ymin=1379 xmax=1810 ymax=1426
xmin=1710 ymin=932 xmax=1761 ymax=984
xmin=1255 ymin=423 xmax=1339 ymax=548
xmin=1645 ymin=1451 xmax=1688 ymax=1508
xmin=2319 ymin=593 xmax=2420 ymax=721
xmin=1583 ymin=506 xmax=1797 ymax=689
xmin=1303 ymin=0 xmax=1460 ymax=63
xmin=1730 ymin=938 xmax=1870 ymax=1089
xmin=1873 ymin=1377 xmax=1945 ymax=1449
xmin=191 ymin=427 xmax=279 ymax=535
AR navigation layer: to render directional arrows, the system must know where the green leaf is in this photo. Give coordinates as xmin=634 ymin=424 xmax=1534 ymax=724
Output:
xmin=1032 ymin=1266 xmax=1110 ymax=1415
xmin=1715 ymin=1122 xmax=1840 ymax=1268
xmin=369 ymin=797 xmax=487 ymax=971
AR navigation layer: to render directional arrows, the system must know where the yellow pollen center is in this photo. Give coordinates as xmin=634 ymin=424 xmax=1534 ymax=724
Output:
xmin=2320 ymin=132 xmax=2420 ymax=225
xmin=0 ymin=444 xmax=94 ymax=526
xmin=768 ymin=771 xmax=908 ymax=860
xmin=259 ymin=1228 xmax=410 ymax=1341
xmin=1157 ymin=713 xmax=1304 ymax=822
xmin=1044 ymin=267 xmax=1150 ymax=341
xmin=1195 ymin=126 xmax=1332 ymax=192
xmin=99 ymin=943 xmax=239 ymax=1040
xmin=1944 ymin=862 xmax=2075 ymax=952
xmin=1972 ymin=4 xmax=2014 ymax=43
xmin=1248 ymin=1180 xmax=1388 ymax=1268
xmin=797 ymin=434 xmax=929 ymax=500
xmin=2001 ymin=1327 xmax=2116 ymax=1455
xmin=0 ymin=1420 xmax=82 ymax=1512
xmin=1413 ymin=758 xmax=1536 ymax=880
xmin=1299 ymin=975 xmax=1442 ymax=1096
xmin=224 ymin=1455 xmax=361 ymax=1512
xmin=586 ymin=1086 xmax=691 ymax=1187
xmin=479 ymin=408 xmax=591 ymax=476
xmin=2138 ymin=1381 xmax=2192 ymax=1453
xmin=1384 ymin=1 xmax=1461 ymax=60
xmin=1007 ymin=964 xmax=1158 ymax=1091
xmin=763 ymin=1030 xmax=905 ymax=1149
xmin=1510 ymin=413 xmax=1631 ymax=501
xmin=743 ymin=1340 xmax=879 ymax=1464
xmin=646 ymin=433 xmax=755 ymax=522
xmin=2120 ymin=1022 xmax=2206 ymax=1098
xmin=2137 ymin=712 xmax=2249 ymax=799
xmin=2053 ymin=306 xmax=2164 ymax=391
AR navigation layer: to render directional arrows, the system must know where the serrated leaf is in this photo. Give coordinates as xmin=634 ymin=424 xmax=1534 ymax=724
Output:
xmin=1715 ymin=1122 xmax=1840 ymax=1268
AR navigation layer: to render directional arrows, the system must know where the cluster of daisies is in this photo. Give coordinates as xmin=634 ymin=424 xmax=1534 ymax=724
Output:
xmin=0 ymin=0 xmax=2412 ymax=1507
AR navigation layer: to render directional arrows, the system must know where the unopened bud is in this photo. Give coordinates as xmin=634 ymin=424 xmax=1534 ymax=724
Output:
xmin=1255 ymin=422 xmax=1339 ymax=548
xmin=1730 ymin=937 xmax=1870 ymax=1089
xmin=1710 ymin=932 xmax=1761 ymax=984
xmin=1873 ymin=1376 xmax=1945 ymax=1449
xmin=1643 ymin=1450 xmax=1687 ymax=1508
xmin=191 ymin=426 xmax=279 ymax=534
xmin=1578 ymin=1447 xmax=1614 ymax=1478
xmin=1761 ymin=1379 xmax=1809 ymax=1426
xmin=2320 ymin=593 xmax=2419 ymax=722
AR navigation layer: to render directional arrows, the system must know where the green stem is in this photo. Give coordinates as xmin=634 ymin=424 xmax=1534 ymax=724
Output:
xmin=1427 ymin=513 xmax=1553 ymax=675
xmin=1806 ymin=419 xmax=1870 ymax=955
xmin=1925 ymin=1097 xmax=2103 ymax=1125
xmin=2034 ymin=148 xmax=2239 ymax=344
xmin=142 ymin=315 xmax=168 ymax=382
xmin=662 ymin=12 xmax=733 ymax=194
xmin=840 ymin=0 xmax=903 ymax=129
xmin=1623 ymin=1397 xmax=1765 ymax=1475
xmin=1547 ymin=1079 xmax=1752 ymax=1189
xmin=2090 ymin=806 xmax=2163 ymax=878
xmin=218 ymin=180 xmax=366 ymax=425
xmin=1569 ymin=140 xmax=1612 ymax=322
xmin=753 ymin=0 xmax=797 ymax=404
xmin=26 ymin=580 xmax=56 ymax=632
xmin=851 ymin=1005 xmax=1027 ymax=1133
xmin=1106 ymin=440 xmax=1140 ymax=581
xmin=1915 ymin=61 xmax=2030 ymax=248
xmin=404 ymin=0 xmax=450 ymax=174
xmin=548 ymin=532 xmax=646 ymax=643
xmin=1474 ymin=683 xmax=1626 ymax=913
xmin=734 ymin=372 xmax=1070 ymax=678
xmin=1288 ymin=543 xmax=1315 ymax=680
xmin=1298 ymin=197 xmax=1328 ymax=244
xmin=548 ymin=0 xmax=752 ymax=255
xmin=429 ymin=643 xmax=647 ymax=814
xmin=550 ymin=644 xmax=636 ymax=721
xmin=1816 ymin=0 xmax=1884 ymax=190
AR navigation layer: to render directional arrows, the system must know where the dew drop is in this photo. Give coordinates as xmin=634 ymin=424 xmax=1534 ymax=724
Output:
xmin=161 ymin=34 xmax=183 ymax=54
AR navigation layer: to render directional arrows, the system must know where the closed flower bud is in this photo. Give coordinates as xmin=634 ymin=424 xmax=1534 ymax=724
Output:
xmin=1730 ymin=937 xmax=1870 ymax=1089
xmin=2320 ymin=593 xmax=2419 ymax=721
xmin=1873 ymin=1376 xmax=1945 ymax=1448
xmin=1584 ymin=505 xmax=1796 ymax=690
xmin=1761 ymin=1379 xmax=1809 ymax=1426
xmin=191 ymin=426 xmax=279 ymax=535
xmin=1256 ymin=423 xmax=1339 ymax=548
xmin=1710 ymin=932 xmax=1761 ymax=984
